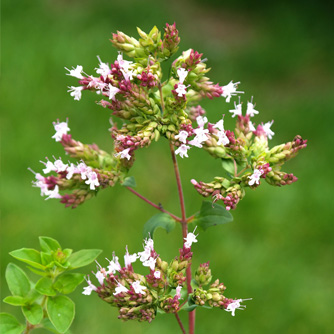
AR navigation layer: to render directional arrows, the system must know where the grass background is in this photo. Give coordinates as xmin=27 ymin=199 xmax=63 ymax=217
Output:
xmin=1 ymin=0 xmax=333 ymax=333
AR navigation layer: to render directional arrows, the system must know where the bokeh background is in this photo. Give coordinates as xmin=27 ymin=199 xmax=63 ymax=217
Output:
xmin=1 ymin=0 xmax=333 ymax=333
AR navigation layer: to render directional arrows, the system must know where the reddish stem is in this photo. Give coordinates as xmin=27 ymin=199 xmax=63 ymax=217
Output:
xmin=170 ymin=143 xmax=196 ymax=334
xmin=126 ymin=187 xmax=181 ymax=222
xmin=175 ymin=313 xmax=187 ymax=334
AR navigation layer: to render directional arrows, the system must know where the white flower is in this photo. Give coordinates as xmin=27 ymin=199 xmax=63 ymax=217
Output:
xmin=88 ymin=77 xmax=107 ymax=91
xmin=82 ymin=277 xmax=97 ymax=296
xmin=229 ymin=101 xmax=243 ymax=118
xmin=115 ymin=148 xmax=131 ymax=160
xmin=188 ymin=137 xmax=203 ymax=148
xmin=262 ymin=120 xmax=275 ymax=140
xmin=175 ymin=285 xmax=182 ymax=300
xmin=121 ymin=69 xmax=134 ymax=81
xmin=217 ymin=131 xmax=230 ymax=146
xmin=177 ymin=68 xmax=188 ymax=83
xmin=154 ymin=270 xmax=161 ymax=279
xmin=77 ymin=162 xmax=91 ymax=180
xmin=117 ymin=52 xmax=133 ymax=72
xmin=248 ymin=121 xmax=256 ymax=132
xmin=138 ymin=247 xmax=151 ymax=262
xmin=175 ymin=130 xmax=189 ymax=144
xmin=213 ymin=118 xmax=225 ymax=132
xmin=143 ymin=257 xmax=156 ymax=271
xmin=124 ymin=246 xmax=137 ymax=268
xmin=52 ymin=120 xmax=70 ymax=142
xmin=175 ymin=144 xmax=191 ymax=158
xmin=221 ymin=81 xmax=244 ymax=103
xmin=248 ymin=169 xmax=262 ymax=186
xmin=45 ymin=185 xmax=62 ymax=200
xmin=184 ymin=227 xmax=198 ymax=249
xmin=85 ymin=171 xmax=100 ymax=190
xmin=107 ymin=254 xmax=121 ymax=274
xmin=107 ymin=83 xmax=120 ymax=101
xmin=41 ymin=160 xmax=56 ymax=174
xmin=246 ymin=99 xmax=259 ymax=117
xmin=196 ymin=116 xmax=208 ymax=128
xmin=225 ymin=298 xmax=252 ymax=316
xmin=95 ymin=56 xmax=111 ymax=80
xmin=65 ymin=65 xmax=84 ymax=79
xmin=95 ymin=270 xmax=105 ymax=285
xmin=67 ymin=86 xmax=83 ymax=101
xmin=113 ymin=282 xmax=128 ymax=295
xmin=144 ymin=237 xmax=154 ymax=251
xmin=131 ymin=280 xmax=147 ymax=294
xmin=175 ymin=83 xmax=188 ymax=97
xmin=66 ymin=163 xmax=79 ymax=180
xmin=54 ymin=159 xmax=68 ymax=173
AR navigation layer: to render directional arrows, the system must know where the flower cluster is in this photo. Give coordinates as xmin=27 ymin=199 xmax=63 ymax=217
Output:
xmin=31 ymin=23 xmax=306 ymax=213
xmin=82 ymin=234 xmax=197 ymax=322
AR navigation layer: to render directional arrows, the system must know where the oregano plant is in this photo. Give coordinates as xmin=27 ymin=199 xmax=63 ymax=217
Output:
xmin=1 ymin=23 xmax=306 ymax=334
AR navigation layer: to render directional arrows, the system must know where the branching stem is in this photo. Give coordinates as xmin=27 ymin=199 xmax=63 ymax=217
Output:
xmin=126 ymin=187 xmax=181 ymax=222
xmin=170 ymin=143 xmax=196 ymax=334
xmin=175 ymin=313 xmax=187 ymax=334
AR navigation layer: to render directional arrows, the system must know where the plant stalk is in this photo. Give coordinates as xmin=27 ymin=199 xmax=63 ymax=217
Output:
xmin=126 ymin=186 xmax=182 ymax=222
xmin=175 ymin=313 xmax=187 ymax=334
xmin=170 ymin=143 xmax=196 ymax=334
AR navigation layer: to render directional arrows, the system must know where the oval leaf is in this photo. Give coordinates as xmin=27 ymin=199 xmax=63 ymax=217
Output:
xmin=193 ymin=201 xmax=233 ymax=231
xmin=67 ymin=249 xmax=102 ymax=269
xmin=39 ymin=237 xmax=61 ymax=253
xmin=122 ymin=176 xmax=136 ymax=188
xmin=5 ymin=263 xmax=31 ymax=297
xmin=35 ymin=277 xmax=57 ymax=296
xmin=3 ymin=296 xmax=26 ymax=306
xmin=47 ymin=296 xmax=75 ymax=333
xmin=143 ymin=213 xmax=176 ymax=238
xmin=0 ymin=313 xmax=25 ymax=334
xmin=22 ymin=304 xmax=43 ymax=325
xmin=54 ymin=273 xmax=85 ymax=294
xmin=221 ymin=158 xmax=235 ymax=175
xmin=10 ymin=248 xmax=45 ymax=270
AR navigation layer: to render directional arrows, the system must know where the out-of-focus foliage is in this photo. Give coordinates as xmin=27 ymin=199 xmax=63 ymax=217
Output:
xmin=1 ymin=0 xmax=332 ymax=333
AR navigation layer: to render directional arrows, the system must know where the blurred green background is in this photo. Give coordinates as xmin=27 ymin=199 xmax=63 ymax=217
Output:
xmin=1 ymin=0 xmax=333 ymax=333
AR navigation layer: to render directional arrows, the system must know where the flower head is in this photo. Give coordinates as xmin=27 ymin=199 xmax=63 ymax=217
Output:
xmin=229 ymin=101 xmax=242 ymax=118
xmin=225 ymin=298 xmax=252 ymax=316
xmin=124 ymin=246 xmax=137 ymax=268
xmin=113 ymin=281 xmax=128 ymax=296
xmin=175 ymin=130 xmax=189 ymax=144
xmin=52 ymin=120 xmax=70 ymax=142
xmin=82 ymin=276 xmax=97 ymax=296
xmin=175 ymin=144 xmax=190 ymax=158
xmin=131 ymin=280 xmax=147 ymax=294
xmin=221 ymin=81 xmax=244 ymax=103
xmin=106 ymin=253 xmax=121 ymax=274
xmin=248 ymin=169 xmax=263 ymax=186
xmin=85 ymin=171 xmax=100 ymax=190
xmin=45 ymin=185 xmax=61 ymax=200
xmin=175 ymin=83 xmax=188 ymax=97
xmin=246 ymin=98 xmax=259 ymax=117
xmin=65 ymin=65 xmax=84 ymax=79
xmin=177 ymin=68 xmax=188 ymax=84
xmin=262 ymin=120 xmax=275 ymax=140
xmin=115 ymin=148 xmax=131 ymax=160
xmin=95 ymin=56 xmax=111 ymax=80
xmin=184 ymin=227 xmax=198 ymax=249
xmin=67 ymin=86 xmax=83 ymax=101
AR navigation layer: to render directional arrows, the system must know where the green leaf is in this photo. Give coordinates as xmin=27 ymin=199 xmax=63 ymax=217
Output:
xmin=35 ymin=277 xmax=57 ymax=296
xmin=27 ymin=266 xmax=49 ymax=277
xmin=5 ymin=263 xmax=31 ymax=297
xmin=0 ymin=313 xmax=25 ymax=334
xmin=67 ymin=249 xmax=102 ymax=269
xmin=3 ymin=296 xmax=27 ymax=306
xmin=47 ymin=296 xmax=75 ymax=333
xmin=39 ymin=237 xmax=61 ymax=253
xmin=40 ymin=318 xmax=59 ymax=334
xmin=10 ymin=248 xmax=45 ymax=270
xmin=22 ymin=304 xmax=43 ymax=325
xmin=193 ymin=201 xmax=233 ymax=231
xmin=143 ymin=213 xmax=176 ymax=238
xmin=122 ymin=176 xmax=136 ymax=188
xmin=180 ymin=301 xmax=198 ymax=312
xmin=221 ymin=158 xmax=235 ymax=175
xmin=41 ymin=252 xmax=54 ymax=266
xmin=54 ymin=273 xmax=85 ymax=294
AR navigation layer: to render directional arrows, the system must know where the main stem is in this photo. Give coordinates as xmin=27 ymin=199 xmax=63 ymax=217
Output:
xmin=170 ymin=143 xmax=195 ymax=334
